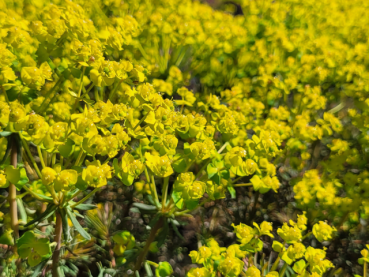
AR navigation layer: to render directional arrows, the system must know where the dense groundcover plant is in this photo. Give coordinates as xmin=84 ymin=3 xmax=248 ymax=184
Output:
xmin=1 ymin=0 xmax=369 ymax=276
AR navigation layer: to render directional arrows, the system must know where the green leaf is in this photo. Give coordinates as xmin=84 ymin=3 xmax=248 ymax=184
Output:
xmin=15 ymin=168 xmax=29 ymax=190
xmin=17 ymin=198 xmax=27 ymax=225
xmin=62 ymin=68 xmax=71 ymax=79
xmin=83 ymin=99 xmax=95 ymax=106
xmin=25 ymin=204 xmax=57 ymax=227
xmin=0 ymin=131 xmax=12 ymax=137
xmin=207 ymin=163 xmax=218 ymax=179
xmin=171 ymin=191 xmax=183 ymax=209
xmin=211 ymin=170 xmax=229 ymax=186
xmin=185 ymin=199 xmax=199 ymax=210
xmin=145 ymin=262 xmax=154 ymax=277
xmin=17 ymin=231 xmax=51 ymax=260
xmin=112 ymin=231 xmax=133 ymax=245
xmin=155 ymin=262 xmax=173 ymax=277
xmin=67 ymin=88 xmax=78 ymax=97
xmin=148 ymin=213 xmax=162 ymax=228
xmin=272 ymin=241 xmax=284 ymax=252
xmin=73 ymin=203 xmax=97 ymax=211
xmin=58 ymin=138 xmax=75 ymax=158
xmin=156 ymin=219 xmax=169 ymax=247
xmin=282 ymin=251 xmax=293 ymax=265
xmin=173 ymin=158 xmax=187 ymax=173
xmin=130 ymin=207 xmax=141 ymax=213
xmin=0 ymin=229 xmax=14 ymax=245
xmin=227 ymin=186 xmax=236 ymax=199
xmin=292 ymin=259 xmax=306 ymax=274
xmin=75 ymin=175 xmax=88 ymax=191
xmin=60 ymin=208 xmax=71 ymax=243
xmin=240 ymin=238 xmax=263 ymax=253
xmin=122 ymin=173 xmax=134 ymax=186
xmin=66 ymin=208 xmax=91 ymax=240
xmin=31 ymin=259 xmax=49 ymax=277
xmin=171 ymin=220 xmax=184 ymax=240
xmin=4 ymin=165 xmax=20 ymax=184
xmin=132 ymin=203 xmax=157 ymax=212
xmin=113 ymin=158 xmax=121 ymax=178
xmin=71 ymin=68 xmax=82 ymax=79
xmin=24 ymin=187 xmax=53 ymax=202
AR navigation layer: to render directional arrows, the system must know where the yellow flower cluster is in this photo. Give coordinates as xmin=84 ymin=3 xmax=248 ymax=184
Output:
xmin=1 ymin=0 xmax=368 ymax=274
xmin=188 ymin=214 xmax=335 ymax=277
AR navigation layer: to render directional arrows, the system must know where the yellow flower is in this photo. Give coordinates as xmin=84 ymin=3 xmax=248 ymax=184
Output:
xmin=253 ymin=221 xmax=274 ymax=238
xmin=144 ymin=152 xmax=173 ymax=177
xmin=41 ymin=167 xmax=57 ymax=186
xmin=245 ymin=266 xmax=261 ymax=277
xmin=54 ymin=170 xmax=78 ymax=192
xmin=189 ymin=246 xmax=212 ymax=264
xmin=218 ymin=254 xmax=244 ymax=277
xmin=187 ymin=267 xmax=211 ymax=277
xmin=21 ymin=62 xmax=53 ymax=90
xmin=0 ymin=173 xmax=9 ymax=188
xmin=277 ymin=223 xmax=302 ymax=244
xmin=232 ymin=223 xmax=255 ymax=245
xmin=0 ymin=43 xmax=16 ymax=67
xmin=90 ymin=59 xmax=116 ymax=87
xmin=82 ymin=161 xmax=112 ymax=188
xmin=0 ymin=137 xmax=7 ymax=161
xmin=226 ymin=244 xmax=247 ymax=258
xmin=312 ymin=221 xmax=336 ymax=242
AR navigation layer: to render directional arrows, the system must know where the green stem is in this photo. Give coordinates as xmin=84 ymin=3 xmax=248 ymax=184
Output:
xmin=22 ymin=139 xmax=42 ymax=178
xmin=143 ymin=167 xmax=159 ymax=208
xmin=74 ymin=150 xmax=84 ymax=166
xmin=52 ymin=211 xmax=63 ymax=277
xmin=71 ymin=187 xmax=99 ymax=208
xmin=78 ymin=67 xmax=86 ymax=98
xmin=38 ymin=77 xmax=64 ymax=114
xmin=1 ymin=86 xmax=9 ymax=103
xmin=151 ymin=174 xmax=160 ymax=207
xmin=133 ymin=113 xmax=149 ymax=131
xmin=9 ymin=139 xmax=19 ymax=242
xmin=328 ymin=102 xmax=345 ymax=114
xmin=195 ymin=160 xmax=210 ymax=180
xmin=301 ymin=231 xmax=312 ymax=241
xmin=271 ymin=254 xmax=282 ymax=271
xmin=279 ymin=263 xmax=288 ymax=277
xmin=135 ymin=217 xmax=164 ymax=271
xmin=234 ymin=183 xmax=252 ymax=187
xmin=22 ymin=186 xmax=47 ymax=201
xmin=146 ymin=261 xmax=158 ymax=267
xmin=162 ymin=177 xmax=169 ymax=209
xmin=184 ymin=159 xmax=196 ymax=172
xmin=364 ymin=261 xmax=367 ymax=277
xmin=94 ymin=88 xmax=100 ymax=101
xmin=51 ymin=153 xmax=56 ymax=167
xmin=83 ymin=83 xmax=94 ymax=97
xmin=262 ymin=262 xmax=269 ymax=277
xmin=37 ymin=146 xmax=46 ymax=169
xmin=103 ymin=156 xmax=111 ymax=165
xmin=100 ymin=86 xmax=105 ymax=101
xmin=217 ymin=142 xmax=229 ymax=154
xmin=69 ymin=67 xmax=86 ymax=116
xmin=43 ymin=149 xmax=48 ymax=167
xmin=67 ymin=189 xmax=81 ymax=202
xmin=232 ymin=175 xmax=244 ymax=184
xmin=109 ymin=79 xmax=123 ymax=101
xmin=173 ymin=199 xmax=211 ymax=216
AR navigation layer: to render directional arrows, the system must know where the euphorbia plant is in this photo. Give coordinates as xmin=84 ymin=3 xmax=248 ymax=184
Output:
xmin=1 ymin=0 xmax=369 ymax=276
